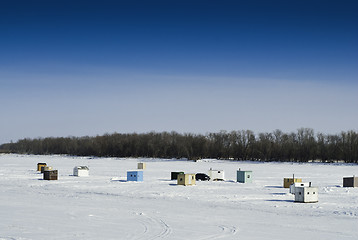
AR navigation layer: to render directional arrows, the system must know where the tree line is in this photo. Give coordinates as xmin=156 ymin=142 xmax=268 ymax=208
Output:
xmin=1 ymin=128 xmax=357 ymax=163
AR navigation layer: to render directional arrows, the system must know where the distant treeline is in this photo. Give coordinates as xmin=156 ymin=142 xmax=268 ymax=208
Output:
xmin=1 ymin=129 xmax=358 ymax=163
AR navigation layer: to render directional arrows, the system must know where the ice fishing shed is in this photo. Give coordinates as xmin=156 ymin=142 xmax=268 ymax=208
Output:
xmin=208 ymin=169 xmax=225 ymax=181
xmin=44 ymin=170 xmax=58 ymax=180
xmin=237 ymin=169 xmax=253 ymax=183
xmin=137 ymin=162 xmax=146 ymax=170
xmin=283 ymin=177 xmax=302 ymax=188
xmin=37 ymin=163 xmax=47 ymax=172
xmin=73 ymin=166 xmax=89 ymax=177
xmin=294 ymin=186 xmax=318 ymax=203
xmin=127 ymin=171 xmax=143 ymax=181
xmin=290 ymin=182 xmax=310 ymax=194
xmin=171 ymin=171 xmax=184 ymax=180
xmin=177 ymin=173 xmax=196 ymax=186
xmin=343 ymin=176 xmax=358 ymax=187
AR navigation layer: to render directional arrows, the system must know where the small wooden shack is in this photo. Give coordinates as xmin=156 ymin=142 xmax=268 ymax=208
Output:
xmin=237 ymin=169 xmax=253 ymax=183
xmin=283 ymin=176 xmax=302 ymax=188
xmin=294 ymin=186 xmax=318 ymax=203
xmin=208 ymin=169 xmax=225 ymax=181
xmin=37 ymin=163 xmax=47 ymax=172
xmin=343 ymin=176 xmax=358 ymax=187
xmin=177 ymin=173 xmax=196 ymax=186
xmin=127 ymin=171 xmax=143 ymax=182
xmin=44 ymin=170 xmax=58 ymax=180
xmin=137 ymin=162 xmax=146 ymax=170
xmin=73 ymin=166 xmax=89 ymax=177
xmin=171 ymin=171 xmax=184 ymax=180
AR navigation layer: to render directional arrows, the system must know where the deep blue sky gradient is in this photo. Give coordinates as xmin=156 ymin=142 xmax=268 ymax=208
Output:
xmin=1 ymin=0 xmax=357 ymax=143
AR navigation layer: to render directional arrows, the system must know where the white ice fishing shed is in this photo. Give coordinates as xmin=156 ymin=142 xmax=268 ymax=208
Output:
xmin=289 ymin=182 xmax=310 ymax=194
xmin=208 ymin=169 xmax=225 ymax=181
xmin=294 ymin=185 xmax=318 ymax=203
xmin=73 ymin=166 xmax=89 ymax=177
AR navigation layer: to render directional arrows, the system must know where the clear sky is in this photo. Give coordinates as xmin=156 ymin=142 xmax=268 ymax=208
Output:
xmin=0 ymin=0 xmax=357 ymax=144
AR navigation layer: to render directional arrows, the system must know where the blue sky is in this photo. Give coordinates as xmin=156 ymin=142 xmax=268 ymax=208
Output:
xmin=0 ymin=0 xmax=357 ymax=144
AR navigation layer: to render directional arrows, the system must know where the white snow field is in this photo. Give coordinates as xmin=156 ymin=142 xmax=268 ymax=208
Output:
xmin=0 ymin=154 xmax=357 ymax=240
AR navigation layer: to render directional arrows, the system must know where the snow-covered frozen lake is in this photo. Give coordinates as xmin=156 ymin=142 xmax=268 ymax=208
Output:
xmin=1 ymin=154 xmax=357 ymax=239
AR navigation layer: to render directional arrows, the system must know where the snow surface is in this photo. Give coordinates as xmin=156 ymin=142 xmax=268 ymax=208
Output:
xmin=0 ymin=154 xmax=357 ymax=240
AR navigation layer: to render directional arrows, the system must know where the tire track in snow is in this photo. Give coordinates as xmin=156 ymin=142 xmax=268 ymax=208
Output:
xmin=197 ymin=225 xmax=238 ymax=240
xmin=132 ymin=212 xmax=172 ymax=239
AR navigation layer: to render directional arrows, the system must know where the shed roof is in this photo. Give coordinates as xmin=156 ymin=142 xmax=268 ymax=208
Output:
xmin=75 ymin=166 xmax=89 ymax=170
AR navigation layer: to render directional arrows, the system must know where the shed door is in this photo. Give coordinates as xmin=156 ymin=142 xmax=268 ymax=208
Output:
xmin=188 ymin=175 xmax=194 ymax=184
